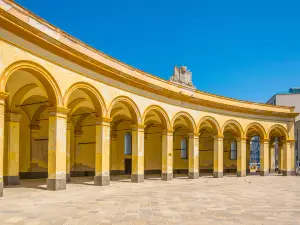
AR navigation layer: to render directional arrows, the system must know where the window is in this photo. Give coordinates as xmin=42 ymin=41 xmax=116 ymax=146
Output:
xmin=230 ymin=140 xmax=237 ymax=160
xmin=124 ymin=132 xmax=132 ymax=155
xmin=181 ymin=138 xmax=188 ymax=159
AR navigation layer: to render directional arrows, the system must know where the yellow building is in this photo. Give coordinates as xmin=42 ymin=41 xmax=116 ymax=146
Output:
xmin=0 ymin=0 xmax=297 ymax=196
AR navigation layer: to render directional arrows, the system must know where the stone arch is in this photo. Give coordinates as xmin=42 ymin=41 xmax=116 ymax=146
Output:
xmin=142 ymin=105 xmax=171 ymax=130
xmin=245 ymin=122 xmax=267 ymax=139
xmin=171 ymin=111 xmax=197 ymax=133
xmin=1 ymin=60 xmax=63 ymax=106
xmin=221 ymin=119 xmax=244 ymax=137
xmin=63 ymin=82 xmax=106 ymax=117
xmin=267 ymin=124 xmax=289 ymax=140
xmin=108 ymin=95 xmax=141 ymax=124
xmin=197 ymin=116 xmax=221 ymax=135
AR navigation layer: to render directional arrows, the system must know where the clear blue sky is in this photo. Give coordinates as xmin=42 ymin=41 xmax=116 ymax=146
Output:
xmin=15 ymin=0 xmax=300 ymax=103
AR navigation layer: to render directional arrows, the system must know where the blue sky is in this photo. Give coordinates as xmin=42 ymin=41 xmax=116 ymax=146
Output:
xmin=15 ymin=0 xmax=300 ymax=103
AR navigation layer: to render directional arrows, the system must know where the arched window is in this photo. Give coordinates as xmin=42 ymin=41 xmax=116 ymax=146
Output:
xmin=181 ymin=138 xmax=188 ymax=159
xmin=230 ymin=140 xmax=237 ymax=160
xmin=124 ymin=132 xmax=132 ymax=155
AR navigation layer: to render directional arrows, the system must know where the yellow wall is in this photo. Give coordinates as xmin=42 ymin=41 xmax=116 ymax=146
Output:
xmin=0 ymin=7 xmax=296 ymax=179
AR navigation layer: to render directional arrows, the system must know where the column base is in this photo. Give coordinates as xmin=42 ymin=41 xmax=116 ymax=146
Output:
xmin=269 ymin=169 xmax=276 ymax=174
xmin=237 ymin=171 xmax=246 ymax=177
xmin=4 ymin=176 xmax=20 ymax=185
xmin=260 ymin=171 xmax=269 ymax=176
xmin=66 ymin=174 xmax=71 ymax=182
xmin=161 ymin=173 xmax=173 ymax=181
xmin=188 ymin=172 xmax=199 ymax=179
xmin=131 ymin=174 xmax=144 ymax=183
xmin=282 ymin=170 xmax=292 ymax=176
xmin=47 ymin=178 xmax=66 ymax=191
xmin=94 ymin=175 xmax=110 ymax=186
xmin=213 ymin=172 xmax=223 ymax=178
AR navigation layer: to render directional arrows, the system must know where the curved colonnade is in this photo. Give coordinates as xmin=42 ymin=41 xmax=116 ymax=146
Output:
xmin=0 ymin=60 xmax=295 ymax=194
xmin=0 ymin=0 xmax=297 ymax=196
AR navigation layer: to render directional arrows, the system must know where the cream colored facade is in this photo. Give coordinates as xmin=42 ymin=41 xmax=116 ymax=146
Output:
xmin=0 ymin=0 xmax=297 ymax=196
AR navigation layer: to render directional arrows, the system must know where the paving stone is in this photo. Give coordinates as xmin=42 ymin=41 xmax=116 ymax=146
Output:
xmin=0 ymin=175 xmax=299 ymax=224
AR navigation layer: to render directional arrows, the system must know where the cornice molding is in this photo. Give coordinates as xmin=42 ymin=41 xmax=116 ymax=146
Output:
xmin=0 ymin=1 xmax=298 ymax=119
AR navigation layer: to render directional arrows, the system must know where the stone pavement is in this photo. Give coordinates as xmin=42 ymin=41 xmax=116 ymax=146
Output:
xmin=0 ymin=174 xmax=299 ymax=225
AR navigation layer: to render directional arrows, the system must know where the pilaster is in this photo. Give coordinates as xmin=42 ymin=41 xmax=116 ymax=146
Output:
xmin=94 ymin=117 xmax=111 ymax=186
xmin=0 ymin=92 xmax=9 ymax=196
xmin=47 ymin=107 xmax=69 ymax=191
xmin=66 ymin=121 xmax=72 ymax=182
xmin=282 ymin=140 xmax=294 ymax=176
xmin=260 ymin=139 xmax=269 ymax=176
xmin=246 ymin=140 xmax=250 ymax=173
xmin=269 ymin=143 xmax=276 ymax=174
xmin=4 ymin=113 xmax=21 ymax=185
xmin=213 ymin=135 xmax=223 ymax=178
xmin=188 ymin=133 xmax=199 ymax=179
xmin=278 ymin=145 xmax=283 ymax=174
xmin=131 ymin=124 xmax=145 ymax=183
xmin=161 ymin=129 xmax=173 ymax=181
xmin=237 ymin=138 xmax=246 ymax=177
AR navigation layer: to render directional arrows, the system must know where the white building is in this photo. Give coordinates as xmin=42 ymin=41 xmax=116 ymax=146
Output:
xmin=267 ymin=88 xmax=300 ymax=163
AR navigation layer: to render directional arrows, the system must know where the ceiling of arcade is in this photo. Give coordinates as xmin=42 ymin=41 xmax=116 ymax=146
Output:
xmin=144 ymin=110 xmax=166 ymax=133
xmin=173 ymin=116 xmax=194 ymax=134
xmin=110 ymin=102 xmax=136 ymax=132
xmin=6 ymin=70 xmax=49 ymax=122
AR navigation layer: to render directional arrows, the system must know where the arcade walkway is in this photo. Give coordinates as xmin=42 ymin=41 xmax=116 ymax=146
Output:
xmin=0 ymin=175 xmax=299 ymax=225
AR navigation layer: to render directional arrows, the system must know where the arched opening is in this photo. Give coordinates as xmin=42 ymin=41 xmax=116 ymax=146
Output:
xmin=230 ymin=140 xmax=237 ymax=161
xmin=222 ymin=120 xmax=242 ymax=176
xmin=172 ymin=113 xmax=195 ymax=178
xmin=2 ymin=63 xmax=60 ymax=189
xmin=143 ymin=106 xmax=170 ymax=180
xmin=267 ymin=125 xmax=288 ymax=175
xmin=180 ymin=138 xmax=188 ymax=159
xmin=109 ymin=97 xmax=140 ymax=181
xmin=245 ymin=123 xmax=266 ymax=175
xmin=198 ymin=117 xmax=219 ymax=176
xmin=64 ymin=84 xmax=104 ymax=183
xmin=124 ymin=132 xmax=132 ymax=174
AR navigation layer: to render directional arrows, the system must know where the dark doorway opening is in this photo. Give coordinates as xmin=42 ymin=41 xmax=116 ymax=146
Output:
xmin=125 ymin=159 xmax=132 ymax=175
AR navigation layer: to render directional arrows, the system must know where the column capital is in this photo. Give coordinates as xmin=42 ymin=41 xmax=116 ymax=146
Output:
xmin=0 ymin=92 xmax=9 ymax=99
xmin=95 ymin=117 xmax=112 ymax=126
xmin=5 ymin=113 xmax=21 ymax=122
xmin=213 ymin=135 xmax=224 ymax=140
xmin=260 ymin=139 xmax=270 ymax=144
xmin=48 ymin=107 xmax=70 ymax=118
xmin=236 ymin=137 xmax=247 ymax=141
xmin=188 ymin=132 xmax=200 ymax=137
xmin=163 ymin=129 xmax=174 ymax=135
xmin=283 ymin=139 xmax=295 ymax=144
xmin=270 ymin=143 xmax=275 ymax=148
xmin=131 ymin=124 xmax=146 ymax=130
